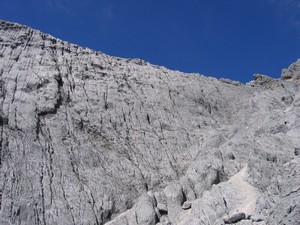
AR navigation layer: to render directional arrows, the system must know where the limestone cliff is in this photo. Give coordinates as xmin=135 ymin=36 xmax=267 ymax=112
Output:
xmin=0 ymin=20 xmax=299 ymax=225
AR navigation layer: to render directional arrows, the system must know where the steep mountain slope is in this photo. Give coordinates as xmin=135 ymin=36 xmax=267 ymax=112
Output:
xmin=0 ymin=20 xmax=299 ymax=225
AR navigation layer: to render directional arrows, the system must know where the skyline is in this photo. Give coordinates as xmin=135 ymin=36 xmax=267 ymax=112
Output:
xmin=1 ymin=0 xmax=300 ymax=83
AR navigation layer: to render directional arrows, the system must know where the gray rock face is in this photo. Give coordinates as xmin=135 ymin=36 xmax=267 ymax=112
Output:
xmin=0 ymin=20 xmax=300 ymax=225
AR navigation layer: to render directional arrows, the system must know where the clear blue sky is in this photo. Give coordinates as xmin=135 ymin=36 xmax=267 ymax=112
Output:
xmin=1 ymin=0 xmax=300 ymax=83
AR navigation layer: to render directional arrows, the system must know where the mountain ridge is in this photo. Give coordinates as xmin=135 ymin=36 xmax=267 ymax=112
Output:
xmin=0 ymin=20 xmax=299 ymax=225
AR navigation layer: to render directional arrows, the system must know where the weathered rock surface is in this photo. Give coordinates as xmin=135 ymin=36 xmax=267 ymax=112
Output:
xmin=0 ymin=20 xmax=299 ymax=225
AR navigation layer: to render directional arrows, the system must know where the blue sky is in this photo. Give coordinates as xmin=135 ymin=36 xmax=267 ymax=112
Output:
xmin=1 ymin=0 xmax=300 ymax=83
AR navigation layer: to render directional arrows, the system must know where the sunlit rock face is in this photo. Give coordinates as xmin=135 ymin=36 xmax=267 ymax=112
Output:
xmin=0 ymin=20 xmax=299 ymax=225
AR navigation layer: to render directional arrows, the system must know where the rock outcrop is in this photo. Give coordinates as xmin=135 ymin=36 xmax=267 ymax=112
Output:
xmin=281 ymin=59 xmax=300 ymax=83
xmin=0 ymin=20 xmax=299 ymax=225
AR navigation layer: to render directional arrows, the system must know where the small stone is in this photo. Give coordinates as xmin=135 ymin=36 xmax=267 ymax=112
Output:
xmin=182 ymin=201 xmax=192 ymax=210
xmin=223 ymin=212 xmax=246 ymax=224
